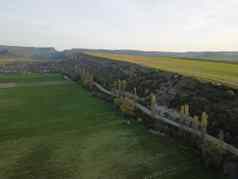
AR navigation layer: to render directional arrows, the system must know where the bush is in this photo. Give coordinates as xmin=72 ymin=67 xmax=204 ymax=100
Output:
xmin=202 ymin=140 xmax=225 ymax=169
xmin=119 ymin=97 xmax=136 ymax=116
xmin=113 ymin=97 xmax=122 ymax=106
xmin=201 ymin=112 xmax=208 ymax=132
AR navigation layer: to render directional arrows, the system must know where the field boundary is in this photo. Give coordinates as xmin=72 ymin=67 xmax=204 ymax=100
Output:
xmin=92 ymin=81 xmax=238 ymax=157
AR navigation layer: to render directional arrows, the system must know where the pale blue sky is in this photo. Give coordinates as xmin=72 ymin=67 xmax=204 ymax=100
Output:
xmin=1 ymin=0 xmax=238 ymax=51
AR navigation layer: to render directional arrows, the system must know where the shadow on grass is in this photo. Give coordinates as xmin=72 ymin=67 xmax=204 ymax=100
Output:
xmin=6 ymin=144 xmax=72 ymax=179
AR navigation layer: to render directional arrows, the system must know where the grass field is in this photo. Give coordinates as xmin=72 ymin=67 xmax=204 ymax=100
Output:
xmin=0 ymin=73 xmax=64 ymax=83
xmin=86 ymin=52 xmax=238 ymax=89
xmin=0 ymin=57 xmax=51 ymax=66
xmin=0 ymin=74 xmax=226 ymax=179
xmin=0 ymin=57 xmax=34 ymax=64
xmin=0 ymin=59 xmax=15 ymax=65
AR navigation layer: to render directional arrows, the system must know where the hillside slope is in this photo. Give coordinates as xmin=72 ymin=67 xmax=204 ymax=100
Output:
xmin=0 ymin=45 xmax=64 ymax=60
xmin=85 ymin=52 xmax=238 ymax=89
xmin=76 ymin=49 xmax=238 ymax=63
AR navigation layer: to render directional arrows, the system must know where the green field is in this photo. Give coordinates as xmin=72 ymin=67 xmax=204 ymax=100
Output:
xmin=0 ymin=57 xmax=34 ymax=64
xmin=86 ymin=52 xmax=238 ymax=89
xmin=0 ymin=73 xmax=64 ymax=83
xmin=0 ymin=74 xmax=225 ymax=179
xmin=0 ymin=59 xmax=16 ymax=65
xmin=0 ymin=57 xmax=51 ymax=65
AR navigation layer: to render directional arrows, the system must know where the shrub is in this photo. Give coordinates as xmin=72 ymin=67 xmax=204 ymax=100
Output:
xmin=119 ymin=97 xmax=136 ymax=116
xmin=150 ymin=94 xmax=157 ymax=114
xmin=118 ymin=80 xmax=122 ymax=92
xmin=79 ymin=68 xmax=94 ymax=87
xmin=134 ymin=87 xmax=137 ymax=96
xmin=180 ymin=105 xmax=185 ymax=115
xmin=180 ymin=104 xmax=190 ymax=116
xmin=112 ymin=81 xmax=118 ymax=95
xmin=202 ymin=140 xmax=225 ymax=169
xmin=201 ymin=112 xmax=208 ymax=132
xmin=121 ymin=80 xmax=127 ymax=91
xmin=184 ymin=104 xmax=190 ymax=116
xmin=192 ymin=116 xmax=200 ymax=129
xmin=113 ymin=97 xmax=122 ymax=106
xmin=113 ymin=81 xmax=117 ymax=89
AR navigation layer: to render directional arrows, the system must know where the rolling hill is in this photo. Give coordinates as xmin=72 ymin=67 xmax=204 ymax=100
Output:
xmin=85 ymin=51 xmax=238 ymax=89
xmin=1 ymin=45 xmax=238 ymax=63
xmin=76 ymin=49 xmax=238 ymax=63
xmin=0 ymin=45 xmax=64 ymax=60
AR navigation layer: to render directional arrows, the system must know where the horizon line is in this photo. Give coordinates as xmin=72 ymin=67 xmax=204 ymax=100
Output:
xmin=1 ymin=44 xmax=238 ymax=53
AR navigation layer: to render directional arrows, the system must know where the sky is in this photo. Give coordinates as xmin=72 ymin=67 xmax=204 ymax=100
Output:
xmin=0 ymin=0 xmax=238 ymax=51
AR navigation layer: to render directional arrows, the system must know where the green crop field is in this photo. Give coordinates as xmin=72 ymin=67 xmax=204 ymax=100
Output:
xmin=0 ymin=74 xmax=225 ymax=179
xmin=86 ymin=52 xmax=238 ymax=89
